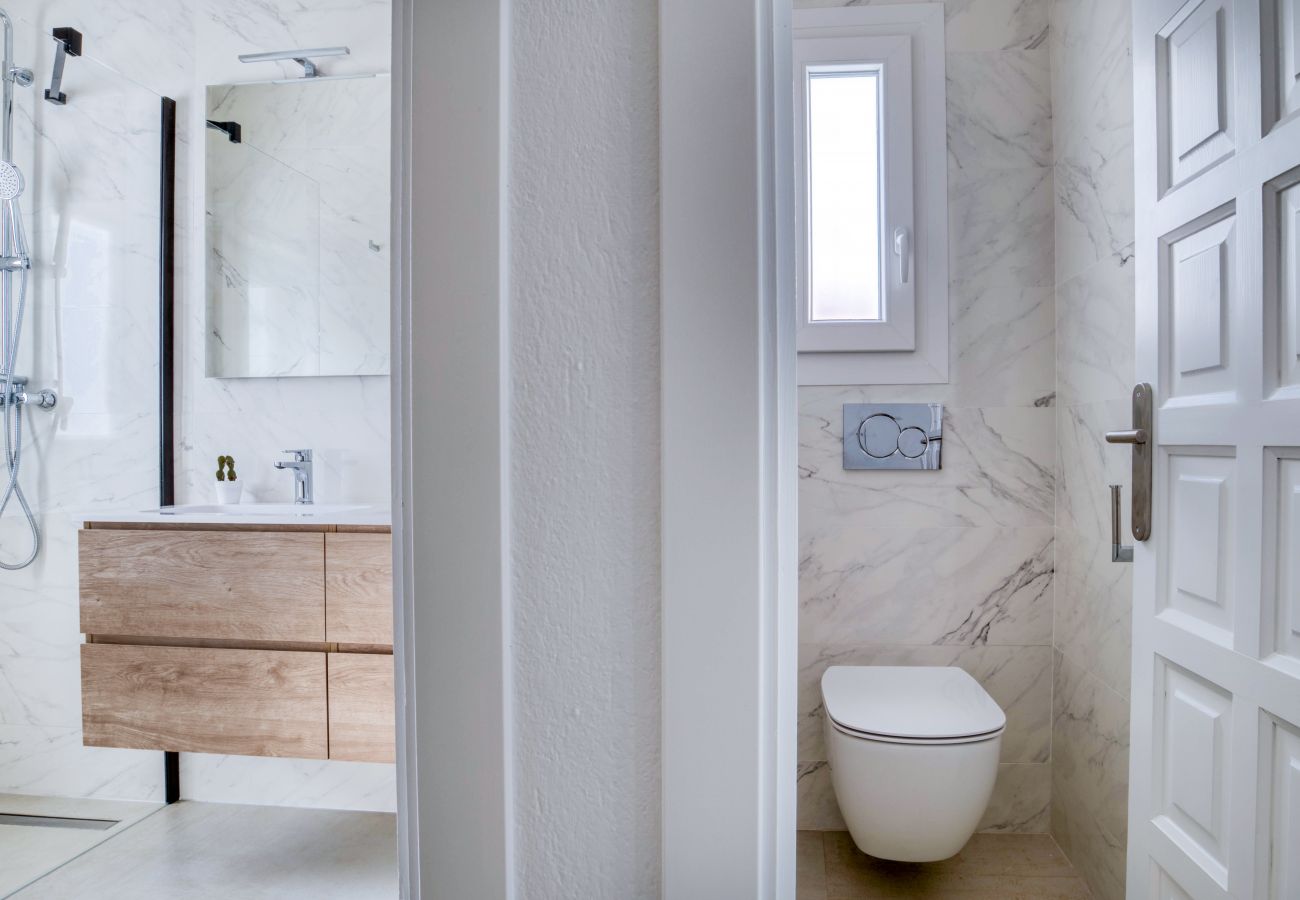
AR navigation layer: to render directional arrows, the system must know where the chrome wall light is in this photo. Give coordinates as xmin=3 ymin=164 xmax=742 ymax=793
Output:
xmin=237 ymin=46 xmax=349 ymax=78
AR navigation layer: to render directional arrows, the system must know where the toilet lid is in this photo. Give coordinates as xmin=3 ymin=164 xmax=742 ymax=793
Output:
xmin=820 ymin=666 xmax=1006 ymax=741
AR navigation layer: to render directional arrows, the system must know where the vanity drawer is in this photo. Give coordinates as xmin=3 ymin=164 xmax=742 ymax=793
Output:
xmin=325 ymin=533 xmax=393 ymax=644
xmin=327 ymin=652 xmax=395 ymax=762
xmin=80 ymin=529 xmax=326 ymax=642
xmin=81 ymin=643 xmax=328 ymax=758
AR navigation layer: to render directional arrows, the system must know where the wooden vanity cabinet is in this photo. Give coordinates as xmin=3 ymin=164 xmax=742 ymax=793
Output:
xmin=79 ymin=522 xmax=394 ymax=763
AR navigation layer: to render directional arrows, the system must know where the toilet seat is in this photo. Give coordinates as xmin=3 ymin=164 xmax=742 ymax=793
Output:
xmin=821 ymin=665 xmax=1006 ymax=744
xmin=826 ymin=717 xmax=1003 ymax=745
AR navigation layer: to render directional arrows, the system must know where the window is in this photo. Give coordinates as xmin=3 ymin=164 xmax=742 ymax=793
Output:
xmin=794 ymin=5 xmax=949 ymax=385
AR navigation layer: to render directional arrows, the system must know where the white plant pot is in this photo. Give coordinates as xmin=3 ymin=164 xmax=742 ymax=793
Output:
xmin=215 ymin=480 xmax=243 ymax=505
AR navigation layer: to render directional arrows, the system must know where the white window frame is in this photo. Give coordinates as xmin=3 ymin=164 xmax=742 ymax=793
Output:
xmin=795 ymin=36 xmax=915 ymax=352
xmin=794 ymin=4 xmax=949 ymax=386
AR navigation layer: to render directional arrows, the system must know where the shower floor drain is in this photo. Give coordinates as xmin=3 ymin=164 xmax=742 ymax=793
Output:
xmin=0 ymin=812 xmax=118 ymax=830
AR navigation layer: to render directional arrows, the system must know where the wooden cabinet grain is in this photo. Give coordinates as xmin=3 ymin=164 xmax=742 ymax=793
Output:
xmin=78 ymin=523 xmax=393 ymax=762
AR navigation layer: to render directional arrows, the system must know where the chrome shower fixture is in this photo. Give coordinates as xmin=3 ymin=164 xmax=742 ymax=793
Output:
xmin=0 ymin=10 xmax=54 ymax=570
xmin=0 ymin=158 xmax=21 ymax=200
xmin=43 ymin=26 xmax=81 ymax=106
xmin=238 ymin=46 xmax=349 ymax=78
xmin=0 ymin=8 xmax=32 ymax=162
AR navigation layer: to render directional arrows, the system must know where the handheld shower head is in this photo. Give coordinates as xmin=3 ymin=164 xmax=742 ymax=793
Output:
xmin=0 ymin=161 xmax=22 ymax=200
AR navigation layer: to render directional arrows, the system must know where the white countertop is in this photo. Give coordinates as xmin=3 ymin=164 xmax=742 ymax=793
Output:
xmin=83 ymin=503 xmax=392 ymax=528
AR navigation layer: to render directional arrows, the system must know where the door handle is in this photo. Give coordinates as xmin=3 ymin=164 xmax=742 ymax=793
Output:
xmin=1105 ymin=384 xmax=1153 ymax=545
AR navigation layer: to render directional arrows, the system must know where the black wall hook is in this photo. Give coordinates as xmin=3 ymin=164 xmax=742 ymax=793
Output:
xmin=44 ymin=27 xmax=82 ymax=105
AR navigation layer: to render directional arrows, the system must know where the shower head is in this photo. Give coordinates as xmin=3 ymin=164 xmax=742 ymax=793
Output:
xmin=0 ymin=161 xmax=21 ymax=200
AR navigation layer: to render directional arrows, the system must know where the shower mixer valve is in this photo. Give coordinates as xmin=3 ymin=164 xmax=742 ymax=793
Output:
xmin=0 ymin=375 xmax=56 ymax=411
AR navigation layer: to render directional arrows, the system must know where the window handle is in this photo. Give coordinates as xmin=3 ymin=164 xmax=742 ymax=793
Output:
xmin=893 ymin=226 xmax=910 ymax=284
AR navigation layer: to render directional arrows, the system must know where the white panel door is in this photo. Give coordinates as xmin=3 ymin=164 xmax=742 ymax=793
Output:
xmin=1133 ymin=0 xmax=1300 ymax=897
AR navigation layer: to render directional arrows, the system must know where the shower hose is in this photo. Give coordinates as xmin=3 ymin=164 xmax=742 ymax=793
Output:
xmin=1 ymin=181 xmax=38 ymax=570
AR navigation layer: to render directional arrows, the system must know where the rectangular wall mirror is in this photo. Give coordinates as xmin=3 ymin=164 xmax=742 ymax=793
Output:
xmin=205 ymin=75 xmax=390 ymax=378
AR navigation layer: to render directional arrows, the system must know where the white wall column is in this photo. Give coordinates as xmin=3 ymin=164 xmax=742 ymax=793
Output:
xmin=392 ymin=0 xmax=513 ymax=896
xmin=660 ymin=0 xmax=796 ymax=895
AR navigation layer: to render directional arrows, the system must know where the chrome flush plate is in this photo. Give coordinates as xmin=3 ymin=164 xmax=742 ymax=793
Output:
xmin=842 ymin=403 xmax=943 ymax=470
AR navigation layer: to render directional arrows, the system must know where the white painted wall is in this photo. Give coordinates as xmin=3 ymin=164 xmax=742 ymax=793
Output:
xmin=508 ymin=0 xmax=661 ymax=895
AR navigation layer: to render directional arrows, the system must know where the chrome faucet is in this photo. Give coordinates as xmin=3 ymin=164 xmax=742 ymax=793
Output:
xmin=274 ymin=449 xmax=314 ymax=505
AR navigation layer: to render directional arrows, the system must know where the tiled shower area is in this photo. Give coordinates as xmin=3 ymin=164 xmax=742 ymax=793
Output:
xmin=795 ymin=1 xmax=1136 ymax=898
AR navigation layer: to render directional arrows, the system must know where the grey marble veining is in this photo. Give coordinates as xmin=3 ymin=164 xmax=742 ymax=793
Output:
xmin=1049 ymin=0 xmax=1133 ymax=162
xmin=947 ymin=49 xmax=1053 ymax=175
xmin=1048 ymin=0 xmax=1136 ymax=887
xmin=979 ymin=763 xmax=1051 ymax=833
xmin=950 ymin=165 xmax=1056 ymax=288
xmin=797 ymin=0 xmax=1048 ymax=52
xmin=1055 ymin=140 xmax=1136 ymax=285
xmin=1056 ymin=249 xmax=1137 ymax=406
xmin=791 ymin=278 xmax=1053 ymax=408
xmin=1056 ymin=398 xmax=1131 ymax=541
xmin=800 ymin=526 xmax=1054 ymax=647
xmin=1054 ymin=526 xmax=1132 ymax=698
xmin=1051 ymin=650 xmax=1129 ymax=900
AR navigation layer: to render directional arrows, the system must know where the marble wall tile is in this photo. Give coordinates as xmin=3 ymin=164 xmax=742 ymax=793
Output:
xmin=1051 ymin=650 xmax=1129 ymax=900
xmin=947 ymin=276 xmax=1056 ymax=407
xmin=801 ymin=400 xmax=1055 ymax=529
xmin=0 ymin=725 xmax=163 ymax=800
xmin=1049 ymin=0 xmax=1133 ymax=162
xmin=788 ymin=277 xmax=1053 ymax=408
xmin=9 ymin=0 xmax=194 ymax=99
xmin=800 ymin=527 xmax=1053 ymax=646
xmin=797 ymin=0 xmax=1048 ymax=53
xmin=978 ymin=763 xmax=1051 ymax=832
xmin=1056 ymin=398 xmax=1131 ymax=539
xmin=180 ymin=754 xmax=396 ymax=812
xmin=1050 ymin=0 xmax=1134 ymax=283
xmin=950 ymin=165 xmax=1055 ymax=288
xmin=1055 ymin=141 xmax=1135 ymax=285
xmin=1054 ymin=526 xmax=1132 ymax=698
xmin=799 ymin=759 xmax=1052 ymax=833
xmin=947 ymin=49 xmax=1052 ymax=176
xmin=798 ymin=644 xmax=1053 ymax=765
xmin=0 ymin=36 xmax=167 ymax=801
xmin=1056 ymin=250 xmax=1136 ymax=406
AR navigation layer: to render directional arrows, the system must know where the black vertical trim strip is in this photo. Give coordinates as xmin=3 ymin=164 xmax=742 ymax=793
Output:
xmin=164 ymin=751 xmax=180 ymax=805
xmin=159 ymin=97 xmax=176 ymax=508
xmin=159 ymin=96 xmax=180 ymax=805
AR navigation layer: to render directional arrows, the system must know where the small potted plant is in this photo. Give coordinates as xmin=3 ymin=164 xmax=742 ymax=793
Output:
xmin=215 ymin=454 xmax=242 ymax=504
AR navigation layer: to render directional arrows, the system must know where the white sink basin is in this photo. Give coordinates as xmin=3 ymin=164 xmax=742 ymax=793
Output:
xmin=158 ymin=503 xmax=368 ymax=517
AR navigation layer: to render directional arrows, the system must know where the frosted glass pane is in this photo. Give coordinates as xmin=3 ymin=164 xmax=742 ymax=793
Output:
xmin=807 ymin=68 xmax=882 ymax=322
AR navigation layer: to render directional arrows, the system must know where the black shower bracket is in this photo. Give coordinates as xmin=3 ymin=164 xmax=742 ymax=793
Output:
xmin=44 ymin=27 xmax=82 ymax=105
xmin=205 ymin=119 xmax=242 ymax=144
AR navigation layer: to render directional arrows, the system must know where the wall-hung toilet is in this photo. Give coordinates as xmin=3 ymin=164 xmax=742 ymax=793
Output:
xmin=821 ymin=665 xmax=1006 ymax=862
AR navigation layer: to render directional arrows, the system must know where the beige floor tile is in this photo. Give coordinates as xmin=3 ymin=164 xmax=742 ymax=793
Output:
xmin=822 ymin=831 xmax=1092 ymax=899
xmin=798 ymin=831 xmax=829 ymax=900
